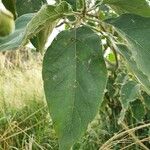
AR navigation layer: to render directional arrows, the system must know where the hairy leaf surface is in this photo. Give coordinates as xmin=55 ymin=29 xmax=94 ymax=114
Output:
xmin=0 ymin=2 xmax=72 ymax=51
xmin=42 ymin=26 xmax=107 ymax=150
xmin=22 ymin=1 xmax=72 ymax=45
xmin=0 ymin=14 xmax=33 ymax=51
xmin=30 ymin=23 xmax=57 ymax=54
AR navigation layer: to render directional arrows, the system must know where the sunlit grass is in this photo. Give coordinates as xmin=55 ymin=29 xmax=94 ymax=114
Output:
xmin=0 ymin=51 xmax=58 ymax=149
xmin=0 ymin=51 xmax=44 ymax=109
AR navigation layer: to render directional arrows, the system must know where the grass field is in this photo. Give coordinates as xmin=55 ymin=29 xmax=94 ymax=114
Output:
xmin=0 ymin=51 xmax=102 ymax=150
xmin=0 ymin=51 xmax=58 ymax=149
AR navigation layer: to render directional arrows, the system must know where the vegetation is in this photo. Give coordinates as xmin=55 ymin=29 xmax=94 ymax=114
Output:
xmin=0 ymin=0 xmax=150 ymax=150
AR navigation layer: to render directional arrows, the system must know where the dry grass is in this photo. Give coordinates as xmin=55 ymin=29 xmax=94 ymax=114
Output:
xmin=99 ymin=122 xmax=150 ymax=150
xmin=0 ymin=50 xmax=58 ymax=149
xmin=0 ymin=50 xmax=44 ymax=109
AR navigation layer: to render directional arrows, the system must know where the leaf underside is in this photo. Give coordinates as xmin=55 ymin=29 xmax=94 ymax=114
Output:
xmin=0 ymin=13 xmax=34 ymax=51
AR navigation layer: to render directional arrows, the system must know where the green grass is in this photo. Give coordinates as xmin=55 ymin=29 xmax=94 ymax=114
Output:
xmin=0 ymin=101 xmax=58 ymax=150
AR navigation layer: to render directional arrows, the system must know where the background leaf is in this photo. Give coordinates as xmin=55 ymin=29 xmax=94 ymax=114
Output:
xmin=0 ymin=2 xmax=72 ymax=51
xmin=62 ymin=0 xmax=76 ymax=10
xmin=103 ymin=0 xmax=150 ymax=17
xmin=107 ymin=14 xmax=150 ymax=94
xmin=120 ymin=80 xmax=141 ymax=109
xmin=42 ymin=26 xmax=107 ymax=150
xmin=30 ymin=22 xmax=57 ymax=54
xmin=118 ymin=80 xmax=141 ymax=123
xmin=22 ymin=1 xmax=73 ymax=46
xmin=143 ymin=92 xmax=150 ymax=110
xmin=130 ymin=99 xmax=145 ymax=122
xmin=0 ymin=14 xmax=34 ymax=51
xmin=16 ymin=0 xmax=47 ymax=17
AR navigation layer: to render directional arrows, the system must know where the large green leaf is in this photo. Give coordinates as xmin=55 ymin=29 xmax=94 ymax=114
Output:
xmin=103 ymin=0 xmax=150 ymax=17
xmin=42 ymin=26 xmax=107 ymax=150
xmin=22 ymin=1 xmax=73 ymax=46
xmin=0 ymin=13 xmax=34 ymax=51
xmin=107 ymin=14 xmax=150 ymax=94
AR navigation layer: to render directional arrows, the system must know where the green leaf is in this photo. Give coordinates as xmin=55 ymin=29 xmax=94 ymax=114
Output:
xmin=143 ymin=92 xmax=150 ymax=110
xmin=62 ymin=0 xmax=76 ymax=10
xmin=0 ymin=2 xmax=72 ymax=52
xmin=0 ymin=13 xmax=34 ymax=51
xmin=130 ymin=99 xmax=145 ymax=122
xmin=22 ymin=2 xmax=73 ymax=46
xmin=120 ymin=80 xmax=141 ymax=109
xmin=16 ymin=0 xmax=47 ymax=16
xmin=61 ymin=0 xmax=83 ymax=10
xmin=118 ymin=80 xmax=141 ymax=123
xmin=30 ymin=23 xmax=57 ymax=54
xmin=107 ymin=14 xmax=150 ymax=94
xmin=103 ymin=0 xmax=150 ymax=17
xmin=42 ymin=26 xmax=107 ymax=150
xmin=104 ymin=0 xmax=150 ymax=17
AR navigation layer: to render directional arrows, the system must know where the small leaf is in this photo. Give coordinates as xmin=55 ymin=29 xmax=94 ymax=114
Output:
xmin=42 ymin=26 xmax=107 ymax=150
xmin=118 ymin=80 xmax=141 ymax=123
xmin=143 ymin=92 xmax=150 ymax=110
xmin=30 ymin=22 xmax=57 ymax=54
xmin=22 ymin=1 xmax=73 ymax=45
xmin=62 ymin=0 xmax=84 ymax=10
xmin=62 ymin=0 xmax=76 ymax=10
xmin=120 ymin=80 xmax=141 ymax=109
xmin=103 ymin=0 xmax=150 ymax=17
xmin=130 ymin=99 xmax=145 ymax=122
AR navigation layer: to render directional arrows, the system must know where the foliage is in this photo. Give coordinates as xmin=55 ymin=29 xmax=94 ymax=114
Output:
xmin=0 ymin=0 xmax=150 ymax=149
xmin=43 ymin=26 xmax=107 ymax=149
